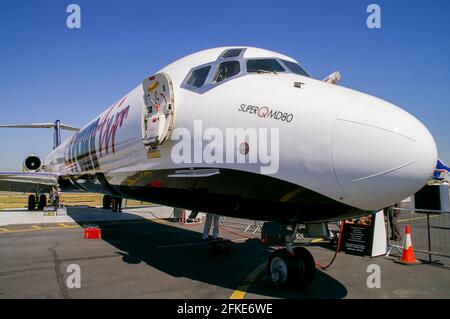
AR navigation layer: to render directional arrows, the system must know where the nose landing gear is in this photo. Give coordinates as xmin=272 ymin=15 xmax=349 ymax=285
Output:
xmin=267 ymin=224 xmax=316 ymax=289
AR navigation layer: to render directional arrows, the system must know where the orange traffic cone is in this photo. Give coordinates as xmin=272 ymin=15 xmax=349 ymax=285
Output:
xmin=398 ymin=225 xmax=420 ymax=265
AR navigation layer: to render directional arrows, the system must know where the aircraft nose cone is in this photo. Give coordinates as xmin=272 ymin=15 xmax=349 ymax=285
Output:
xmin=332 ymin=96 xmax=437 ymax=210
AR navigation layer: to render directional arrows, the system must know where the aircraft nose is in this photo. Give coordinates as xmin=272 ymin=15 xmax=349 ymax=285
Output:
xmin=332 ymin=96 xmax=437 ymax=210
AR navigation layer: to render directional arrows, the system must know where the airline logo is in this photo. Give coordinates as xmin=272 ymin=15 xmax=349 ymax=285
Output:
xmin=98 ymin=98 xmax=130 ymax=157
xmin=65 ymin=97 xmax=130 ymax=172
xmin=238 ymin=103 xmax=294 ymax=123
xmin=433 ymin=159 xmax=450 ymax=180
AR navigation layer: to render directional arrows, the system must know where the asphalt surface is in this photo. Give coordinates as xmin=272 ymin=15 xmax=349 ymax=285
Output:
xmin=0 ymin=210 xmax=449 ymax=299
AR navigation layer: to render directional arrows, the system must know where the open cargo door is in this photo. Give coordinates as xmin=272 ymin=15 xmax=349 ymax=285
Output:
xmin=142 ymin=73 xmax=174 ymax=147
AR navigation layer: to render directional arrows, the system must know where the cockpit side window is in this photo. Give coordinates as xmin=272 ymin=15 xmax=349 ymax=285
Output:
xmin=246 ymin=59 xmax=285 ymax=73
xmin=186 ymin=65 xmax=211 ymax=88
xmin=280 ymin=59 xmax=310 ymax=77
xmin=214 ymin=61 xmax=240 ymax=83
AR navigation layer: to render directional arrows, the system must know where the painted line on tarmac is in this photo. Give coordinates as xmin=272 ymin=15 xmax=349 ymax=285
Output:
xmin=229 ymin=261 xmax=267 ymax=299
xmin=0 ymin=224 xmax=80 ymax=234
xmin=0 ymin=218 xmax=170 ymax=235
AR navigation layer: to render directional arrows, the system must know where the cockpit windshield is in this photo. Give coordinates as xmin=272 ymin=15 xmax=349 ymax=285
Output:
xmin=247 ymin=59 xmax=285 ymax=73
xmin=182 ymin=51 xmax=311 ymax=93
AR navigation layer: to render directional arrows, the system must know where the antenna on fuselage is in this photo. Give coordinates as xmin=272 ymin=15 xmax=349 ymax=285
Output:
xmin=0 ymin=120 xmax=80 ymax=150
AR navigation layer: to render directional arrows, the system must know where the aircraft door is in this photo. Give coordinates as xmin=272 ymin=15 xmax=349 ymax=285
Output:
xmin=142 ymin=73 xmax=174 ymax=147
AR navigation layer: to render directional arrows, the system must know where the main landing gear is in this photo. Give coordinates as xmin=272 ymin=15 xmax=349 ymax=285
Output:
xmin=267 ymin=224 xmax=316 ymax=289
xmin=27 ymin=194 xmax=47 ymax=211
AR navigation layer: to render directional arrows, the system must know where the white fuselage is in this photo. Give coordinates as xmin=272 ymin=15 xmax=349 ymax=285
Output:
xmin=43 ymin=47 xmax=437 ymax=218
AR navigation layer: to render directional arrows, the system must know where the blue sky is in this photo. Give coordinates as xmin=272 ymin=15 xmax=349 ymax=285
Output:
xmin=0 ymin=0 xmax=449 ymax=170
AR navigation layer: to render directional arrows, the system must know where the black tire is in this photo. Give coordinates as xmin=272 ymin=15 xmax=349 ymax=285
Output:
xmin=102 ymin=195 xmax=112 ymax=209
xmin=293 ymin=247 xmax=316 ymax=288
xmin=268 ymin=249 xmax=299 ymax=288
xmin=38 ymin=194 xmax=47 ymax=210
xmin=28 ymin=194 xmax=36 ymax=211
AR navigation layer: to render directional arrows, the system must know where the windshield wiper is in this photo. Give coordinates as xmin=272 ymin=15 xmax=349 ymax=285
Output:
xmin=256 ymin=69 xmax=277 ymax=74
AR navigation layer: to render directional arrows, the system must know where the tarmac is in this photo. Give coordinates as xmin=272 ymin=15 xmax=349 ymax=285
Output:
xmin=0 ymin=205 xmax=449 ymax=299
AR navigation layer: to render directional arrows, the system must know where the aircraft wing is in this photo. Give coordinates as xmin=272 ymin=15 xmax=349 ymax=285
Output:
xmin=0 ymin=123 xmax=80 ymax=131
xmin=0 ymin=172 xmax=59 ymax=193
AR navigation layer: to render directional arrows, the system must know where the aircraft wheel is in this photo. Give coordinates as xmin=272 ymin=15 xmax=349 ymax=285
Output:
xmin=38 ymin=194 xmax=47 ymax=210
xmin=268 ymin=249 xmax=299 ymax=288
xmin=102 ymin=195 xmax=112 ymax=209
xmin=293 ymin=247 xmax=316 ymax=288
xmin=28 ymin=194 xmax=36 ymax=211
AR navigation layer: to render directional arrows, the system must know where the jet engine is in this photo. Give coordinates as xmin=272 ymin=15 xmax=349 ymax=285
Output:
xmin=23 ymin=155 xmax=42 ymax=172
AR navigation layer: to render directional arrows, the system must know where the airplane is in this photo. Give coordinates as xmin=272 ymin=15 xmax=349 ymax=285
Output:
xmin=0 ymin=46 xmax=438 ymax=288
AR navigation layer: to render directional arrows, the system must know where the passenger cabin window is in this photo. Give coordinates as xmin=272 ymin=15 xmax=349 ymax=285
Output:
xmin=281 ymin=60 xmax=310 ymax=77
xmin=186 ymin=65 xmax=211 ymax=88
xmin=221 ymin=48 xmax=243 ymax=58
xmin=247 ymin=59 xmax=285 ymax=73
xmin=214 ymin=61 xmax=240 ymax=83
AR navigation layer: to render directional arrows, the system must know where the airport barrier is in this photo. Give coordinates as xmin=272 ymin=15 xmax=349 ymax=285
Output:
xmin=219 ymin=217 xmax=264 ymax=233
xmin=387 ymin=206 xmax=450 ymax=263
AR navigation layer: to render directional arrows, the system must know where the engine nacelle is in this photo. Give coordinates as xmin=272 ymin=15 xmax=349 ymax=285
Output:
xmin=23 ymin=155 xmax=42 ymax=172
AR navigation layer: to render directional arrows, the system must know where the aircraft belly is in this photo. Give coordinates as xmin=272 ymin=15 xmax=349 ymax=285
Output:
xmin=101 ymin=167 xmax=364 ymax=222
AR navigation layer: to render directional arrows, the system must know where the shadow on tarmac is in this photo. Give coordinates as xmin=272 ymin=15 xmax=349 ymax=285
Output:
xmin=74 ymin=210 xmax=348 ymax=299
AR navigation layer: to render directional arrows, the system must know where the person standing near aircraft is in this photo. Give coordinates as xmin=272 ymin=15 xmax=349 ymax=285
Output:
xmin=202 ymin=213 xmax=220 ymax=240
xmin=386 ymin=203 xmax=401 ymax=241
xmin=112 ymin=197 xmax=123 ymax=212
